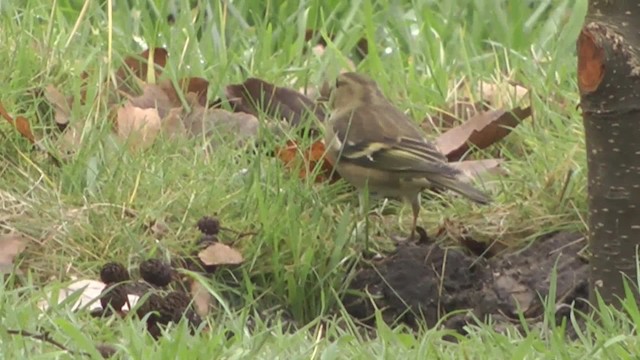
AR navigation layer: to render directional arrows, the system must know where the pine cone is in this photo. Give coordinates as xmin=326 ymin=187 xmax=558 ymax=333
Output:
xmin=139 ymin=259 xmax=173 ymax=287
xmin=100 ymin=284 xmax=128 ymax=311
xmin=100 ymin=262 xmax=130 ymax=284
xmin=197 ymin=216 xmax=220 ymax=236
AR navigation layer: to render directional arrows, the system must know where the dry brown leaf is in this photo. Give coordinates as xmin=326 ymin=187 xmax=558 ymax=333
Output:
xmin=435 ymin=106 xmax=532 ymax=161
xmin=115 ymin=103 xmax=162 ymax=150
xmin=449 ymin=159 xmax=507 ymax=182
xmin=190 ymin=280 xmax=215 ymax=318
xmin=0 ymin=101 xmax=36 ymax=143
xmin=183 ymin=93 xmax=258 ymax=147
xmin=423 ymin=100 xmax=490 ymax=133
xmin=129 ymin=84 xmax=173 ymax=119
xmin=117 ymin=47 xmax=168 ymax=82
xmin=43 ymin=85 xmax=72 ymax=128
xmin=0 ymin=233 xmax=28 ymax=274
xmin=198 ymin=242 xmax=244 ymax=266
xmin=275 ymin=140 xmax=339 ymax=183
xmin=225 ymin=78 xmax=326 ymax=130
xmin=37 ymin=279 xmax=139 ymax=312
xmin=161 ymin=107 xmax=187 ymax=140
xmin=478 ymin=82 xmax=529 ymax=109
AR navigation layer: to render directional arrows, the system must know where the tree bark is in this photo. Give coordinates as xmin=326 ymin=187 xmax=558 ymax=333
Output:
xmin=578 ymin=0 xmax=640 ymax=306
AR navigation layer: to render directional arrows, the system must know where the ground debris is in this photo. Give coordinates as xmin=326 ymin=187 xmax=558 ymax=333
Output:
xmin=344 ymin=231 xmax=588 ymax=335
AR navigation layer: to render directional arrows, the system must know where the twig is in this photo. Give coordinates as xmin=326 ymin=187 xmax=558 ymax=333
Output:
xmin=4 ymin=329 xmax=93 ymax=357
xmin=219 ymin=226 xmax=258 ymax=239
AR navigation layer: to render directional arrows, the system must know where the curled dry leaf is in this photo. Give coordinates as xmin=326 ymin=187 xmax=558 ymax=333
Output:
xmin=423 ymin=100 xmax=490 ymax=133
xmin=161 ymin=107 xmax=187 ymax=140
xmin=37 ymin=279 xmax=139 ymax=312
xmin=449 ymin=159 xmax=507 ymax=183
xmin=182 ymin=93 xmax=258 ymax=148
xmin=225 ymin=78 xmax=326 ymax=131
xmin=129 ymin=84 xmax=173 ymax=119
xmin=0 ymin=233 xmax=29 ymax=274
xmin=190 ymin=280 xmax=215 ymax=318
xmin=115 ymin=103 xmax=162 ymax=151
xmin=435 ymin=106 xmax=532 ymax=161
xmin=198 ymin=242 xmax=244 ymax=266
xmin=478 ymin=81 xmax=529 ymax=109
xmin=275 ymin=140 xmax=338 ymax=183
xmin=43 ymin=85 xmax=72 ymax=130
xmin=0 ymin=101 xmax=36 ymax=143
xmin=117 ymin=47 xmax=168 ymax=82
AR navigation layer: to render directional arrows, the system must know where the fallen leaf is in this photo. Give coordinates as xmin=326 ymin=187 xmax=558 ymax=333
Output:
xmin=43 ymin=85 xmax=72 ymax=130
xmin=161 ymin=107 xmax=187 ymax=140
xmin=117 ymin=47 xmax=168 ymax=82
xmin=37 ymin=279 xmax=139 ymax=312
xmin=0 ymin=233 xmax=28 ymax=274
xmin=423 ymin=100 xmax=490 ymax=133
xmin=435 ymin=106 xmax=532 ymax=161
xmin=275 ymin=140 xmax=338 ymax=183
xmin=0 ymin=101 xmax=36 ymax=143
xmin=449 ymin=159 xmax=506 ymax=182
xmin=182 ymin=93 xmax=258 ymax=148
xmin=115 ymin=103 xmax=162 ymax=150
xmin=198 ymin=242 xmax=244 ymax=266
xmin=478 ymin=81 xmax=529 ymax=109
xmin=225 ymin=78 xmax=326 ymax=130
xmin=304 ymin=29 xmax=368 ymax=59
xmin=190 ymin=280 xmax=215 ymax=318
xmin=178 ymin=77 xmax=210 ymax=107
xmin=129 ymin=84 xmax=173 ymax=119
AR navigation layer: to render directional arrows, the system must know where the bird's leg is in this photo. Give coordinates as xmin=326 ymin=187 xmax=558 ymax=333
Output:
xmin=406 ymin=195 xmax=421 ymax=241
xmin=359 ymin=189 xmax=371 ymax=251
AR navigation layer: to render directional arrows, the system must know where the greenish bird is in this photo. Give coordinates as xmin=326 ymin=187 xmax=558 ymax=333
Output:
xmin=324 ymin=72 xmax=491 ymax=241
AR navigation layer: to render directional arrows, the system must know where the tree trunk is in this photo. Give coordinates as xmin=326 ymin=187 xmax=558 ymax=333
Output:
xmin=578 ymin=1 xmax=640 ymax=306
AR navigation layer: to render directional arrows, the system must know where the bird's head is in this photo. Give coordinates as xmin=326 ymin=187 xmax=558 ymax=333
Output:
xmin=329 ymin=72 xmax=384 ymax=111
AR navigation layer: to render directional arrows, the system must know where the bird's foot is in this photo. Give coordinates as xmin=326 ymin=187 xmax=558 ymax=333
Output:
xmin=390 ymin=226 xmax=430 ymax=244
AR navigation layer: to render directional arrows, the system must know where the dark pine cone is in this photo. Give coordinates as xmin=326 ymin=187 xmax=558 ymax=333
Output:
xmin=139 ymin=258 xmax=173 ymax=287
xmin=136 ymin=293 xmax=167 ymax=323
xmin=100 ymin=284 xmax=128 ymax=311
xmin=100 ymin=262 xmax=130 ymax=284
xmin=197 ymin=216 xmax=220 ymax=236
xmin=162 ymin=291 xmax=202 ymax=331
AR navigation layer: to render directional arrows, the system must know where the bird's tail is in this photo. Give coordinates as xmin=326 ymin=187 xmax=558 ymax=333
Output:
xmin=429 ymin=175 xmax=492 ymax=205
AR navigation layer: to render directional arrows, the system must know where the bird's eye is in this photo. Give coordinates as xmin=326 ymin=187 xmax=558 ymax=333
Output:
xmin=335 ymin=79 xmax=345 ymax=88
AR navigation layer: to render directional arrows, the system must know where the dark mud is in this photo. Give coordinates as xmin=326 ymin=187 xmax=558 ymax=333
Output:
xmin=343 ymin=231 xmax=589 ymax=335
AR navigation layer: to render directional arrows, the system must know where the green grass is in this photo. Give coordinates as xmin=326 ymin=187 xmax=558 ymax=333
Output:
xmin=3 ymin=0 xmax=639 ymax=358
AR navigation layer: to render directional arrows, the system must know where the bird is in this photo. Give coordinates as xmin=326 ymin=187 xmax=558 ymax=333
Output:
xmin=323 ymin=72 xmax=491 ymax=242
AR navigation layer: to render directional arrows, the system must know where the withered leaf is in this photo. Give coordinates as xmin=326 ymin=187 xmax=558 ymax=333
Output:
xmin=0 ymin=233 xmax=28 ymax=274
xmin=435 ymin=106 xmax=532 ymax=161
xmin=225 ymin=78 xmax=325 ymax=130
xmin=115 ymin=103 xmax=162 ymax=151
xmin=0 ymin=101 xmax=36 ymax=143
xmin=129 ymin=84 xmax=173 ymax=119
xmin=43 ymin=85 xmax=73 ymax=129
xmin=183 ymin=93 xmax=258 ymax=148
xmin=198 ymin=242 xmax=244 ymax=266
xmin=449 ymin=159 xmax=506 ymax=182
xmin=117 ymin=47 xmax=168 ymax=82
xmin=190 ymin=280 xmax=215 ymax=318
xmin=275 ymin=140 xmax=338 ymax=183
xmin=161 ymin=107 xmax=187 ymax=140
xmin=423 ymin=100 xmax=490 ymax=133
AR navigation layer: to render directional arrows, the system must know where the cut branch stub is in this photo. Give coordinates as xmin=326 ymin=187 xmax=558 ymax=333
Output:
xmin=577 ymin=29 xmax=605 ymax=94
xmin=578 ymin=5 xmax=640 ymax=307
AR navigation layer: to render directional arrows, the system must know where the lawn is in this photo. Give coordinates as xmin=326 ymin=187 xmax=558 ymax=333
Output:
xmin=2 ymin=0 xmax=639 ymax=358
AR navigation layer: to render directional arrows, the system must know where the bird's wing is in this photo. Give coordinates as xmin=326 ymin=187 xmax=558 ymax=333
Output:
xmin=330 ymin=106 xmax=457 ymax=176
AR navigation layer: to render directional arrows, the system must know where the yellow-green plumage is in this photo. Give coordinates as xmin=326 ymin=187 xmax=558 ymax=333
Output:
xmin=324 ymin=72 xmax=491 ymax=240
